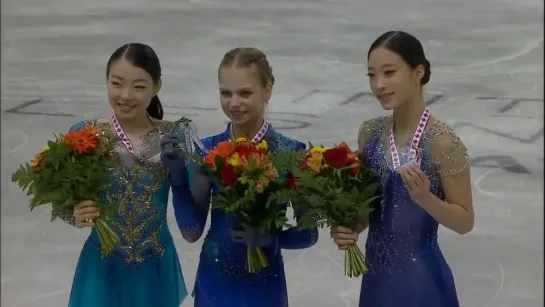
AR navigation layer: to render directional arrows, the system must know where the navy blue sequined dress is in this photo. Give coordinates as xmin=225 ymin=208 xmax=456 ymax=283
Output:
xmin=172 ymin=124 xmax=319 ymax=307
xmin=357 ymin=116 xmax=469 ymax=307
xmin=61 ymin=118 xmax=188 ymax=307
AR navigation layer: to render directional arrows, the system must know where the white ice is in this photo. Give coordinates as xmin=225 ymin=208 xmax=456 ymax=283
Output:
xmin=1 ymin=0 xmax=544 ymax=306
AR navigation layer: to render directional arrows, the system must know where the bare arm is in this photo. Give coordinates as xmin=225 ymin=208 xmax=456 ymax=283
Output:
xmin=417 ymin=169 xmax=474 ymax=234
xmin=412 ymin=130 xmax=474 ymax=234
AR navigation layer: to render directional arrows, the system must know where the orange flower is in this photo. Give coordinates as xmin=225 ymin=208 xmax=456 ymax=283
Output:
xmin=267 ymin=166 xmax=278 ymax=179
xmin=30 ymin=146 xmax=50 ymax=168
xmin=30 ymin=154 xmax=46 ymax=168
xmin=204 ymin=141 xmax=235 ymax=167
xmin=65 ymin=127 xmax=98 ymax=155
xmin=84 ymin=125 xmax=99 ymax=136
xmin=256 ymin=179 xmax=269 ymax=193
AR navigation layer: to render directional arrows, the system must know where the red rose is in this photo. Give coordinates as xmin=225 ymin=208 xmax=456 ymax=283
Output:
xmin=287 ymin=174 xmax=296 ymax=188
xmin=323 ymin=147 xmax=349 ymax=169
xmin=219 ymin=165 xmax=238 ymax=186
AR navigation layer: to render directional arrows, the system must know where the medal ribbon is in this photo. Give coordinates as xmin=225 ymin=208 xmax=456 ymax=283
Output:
xmin=230 ymin=121 xmax=270 ymax=144
xmin=389 ymin=107 xmax=431 ymax=169
xmin=112 ymin=114 xmax=136 ymax=154
xmin=112 ymin=114 xmax=208 ymax=155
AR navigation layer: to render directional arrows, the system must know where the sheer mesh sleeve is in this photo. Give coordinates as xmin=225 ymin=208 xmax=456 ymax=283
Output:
xmin=357 ymin=118 xmax=380 ymax=151
xmin=430 ymin=123 xmax=470 ymax=177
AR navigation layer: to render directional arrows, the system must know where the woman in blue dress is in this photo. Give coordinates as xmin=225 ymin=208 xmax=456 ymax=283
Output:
xmin=161 ymin=47 xmax=319 ymax=307
xmin=58 ymin=43 xmax=190 ymax=307
xmin=332 ymin=31 xmax=475 ymax=307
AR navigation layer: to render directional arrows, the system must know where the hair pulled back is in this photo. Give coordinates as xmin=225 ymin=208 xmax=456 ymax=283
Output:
xmin=368 ymin=31 xmax=431 ymax=85
xmin=106 ymin=43 xmax=164 ymax=119
xmin=218 ymin=47 xmax=275 ymax=87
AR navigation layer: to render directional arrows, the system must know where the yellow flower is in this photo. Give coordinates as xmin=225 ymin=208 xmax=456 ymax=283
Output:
xmin=235 ymin=137 xmax=249 ymax=143
xmin=226 ymin=152 xmax=241 ymax=167
xmin=310 ymin=146 xmax=327 ymax=154
xmin=31 ymin=146 xmax=50 ymax=168
xmin=239 ymin=176 xmax=248 ymax=185
xmin=306 ymin=152 xmax=324 ymax=173
xmin=39 ymin=145 xmax=50 ymax=154
xmin=256 ymin=140 xmax=268 ymax=150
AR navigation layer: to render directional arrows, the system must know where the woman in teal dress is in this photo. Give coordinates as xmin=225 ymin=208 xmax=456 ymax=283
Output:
xmin=58 ymin=43 xmax=191 ymax=307
xmin=332 ymin=31 xmax=474 ymax=307
xmin=161 ymin=47 xmax=319 ymax=306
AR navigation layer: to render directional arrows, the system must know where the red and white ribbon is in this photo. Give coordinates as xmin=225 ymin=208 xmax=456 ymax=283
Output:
xmin=112 ymin=114 xmax=135 ymax=154
xmin=230 ymin=121 xmax=270 ymax=144
xmin=389 ymin=107 xmax=431 ymax=170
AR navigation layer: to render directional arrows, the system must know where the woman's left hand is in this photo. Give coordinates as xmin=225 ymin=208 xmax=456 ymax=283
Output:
xmin=229 ymin=224 xmax=274 ymax=247
xmin=400 ymin=164 xmax=432 ymax=205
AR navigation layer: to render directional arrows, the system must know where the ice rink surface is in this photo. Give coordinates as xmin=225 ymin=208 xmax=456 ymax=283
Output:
xmin=1 ymin=0 xmax=544 ymax=306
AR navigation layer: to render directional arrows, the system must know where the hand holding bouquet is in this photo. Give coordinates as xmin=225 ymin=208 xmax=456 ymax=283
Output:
xmin=196 ymin=137 xmax=296 ymax=273
xmin=290 ymin=142 xmax=380 ymax=278
xmin=11 ymin=125 xmax=119 ymax=257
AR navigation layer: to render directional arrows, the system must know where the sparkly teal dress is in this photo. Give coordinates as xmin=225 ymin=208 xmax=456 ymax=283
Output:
xmin=58 ymin=118 xmax=188 ymax=307
xmin=170 ymin=123 xmax=319 ymax=307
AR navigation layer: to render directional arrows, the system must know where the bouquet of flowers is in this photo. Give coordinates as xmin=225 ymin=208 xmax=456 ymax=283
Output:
xmin=196 ymin=137 xmax=300 ymax=273
xmin=288 ymin=142 xmax=380 ymax=278
xmin=11 ymin=125 xmax=120 ymax=257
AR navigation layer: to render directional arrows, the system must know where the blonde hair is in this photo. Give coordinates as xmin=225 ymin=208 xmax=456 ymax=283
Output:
xmin=218 ymin=47 xmax=275 ymax=87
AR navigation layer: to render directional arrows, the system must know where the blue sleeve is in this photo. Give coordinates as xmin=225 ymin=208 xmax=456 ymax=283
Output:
xmin=169 ymin=169 xmax=204 ymax=232
xmin=278 ymin=224 xmax=319 ymax=249
xmin=170 ymin=137 xmax=211 ymax=242
xmin=294 ymin=140 xmax=306 ymax=151
xmin=277 ymin=140 xmax=319 ymax=249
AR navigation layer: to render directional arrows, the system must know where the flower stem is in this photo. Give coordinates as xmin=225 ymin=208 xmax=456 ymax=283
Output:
xmin=345 ymin=244 xmax=368 ymax=278
xmin=246 ymin=245 xmax=269 ymax=274
xmin=95 ymin=218 xmax=120 ymax=258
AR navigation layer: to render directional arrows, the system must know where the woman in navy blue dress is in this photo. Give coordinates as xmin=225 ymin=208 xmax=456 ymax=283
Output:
xmin=332 ymin=31 xmax=474 ymax=307
xmin=161 ymin=47 xmax=319 ymax=307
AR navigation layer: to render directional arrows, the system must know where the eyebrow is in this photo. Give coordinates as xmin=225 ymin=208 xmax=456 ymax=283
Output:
xmin=110 ymin=75 xmax=149 ymax=83
xmin=219 ymin=87 xmax=253 ymax=91
xmin=368 ymin=64 xmax=397 ymax=70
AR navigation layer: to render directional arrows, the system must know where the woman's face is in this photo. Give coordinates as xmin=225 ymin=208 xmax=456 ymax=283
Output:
xmin=218 ymin=64 xmax=271 ymax=126
xmin=106 ymin=58 xmax=160 ymax=120
xmin=367 ymin=46 xmax=423 ymax=110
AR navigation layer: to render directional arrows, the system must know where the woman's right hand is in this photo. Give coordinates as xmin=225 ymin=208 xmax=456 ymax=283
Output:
xmin=160 ymin=134 xmax=188 ymax=184
xmin=73 ymin=200 xmax=100 ymax=228
xmin=332 ymin=226 xmax=359 ymax=250
xmin=160 ymin=134 xmax=186 ymax=169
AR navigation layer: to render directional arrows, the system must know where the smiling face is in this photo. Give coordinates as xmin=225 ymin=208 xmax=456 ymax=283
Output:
xmin=367 ymin=46 xmax=424 ymax=110
xmin=218 ymin=64 xmax=271 ymax=126
xmin=106 ymin=58 xmax=160 ymax=120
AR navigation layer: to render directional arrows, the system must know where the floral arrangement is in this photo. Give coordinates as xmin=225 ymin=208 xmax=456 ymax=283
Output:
xmin=11 ymin=125 xmax=119 ymax=257
xmin=197 ymin=137 xmax=301 ymax=273
xmin=287 ymin=142 xmax=380 ymax=278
